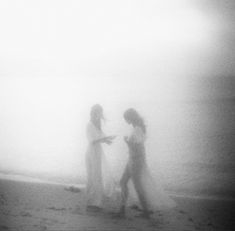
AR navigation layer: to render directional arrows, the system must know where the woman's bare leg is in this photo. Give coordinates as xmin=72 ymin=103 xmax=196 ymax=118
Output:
xmin=132 ymin=164 xmax=150 ymax=218
xmin=119 ymin=165 xmax=131 ymax=216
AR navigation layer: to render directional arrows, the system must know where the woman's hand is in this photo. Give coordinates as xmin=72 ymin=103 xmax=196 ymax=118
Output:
xmin=102 ymin=136 xmax=116 ymax=145
xmin=104 ymin=138 xmax=112 ymax=145
xmin=93 ymin=135 xmax=116 ymax=145
xmin=124 ymin=136 xmax=129 ymax=143
xmin=106 ymin=135 xmax=116 ymax=140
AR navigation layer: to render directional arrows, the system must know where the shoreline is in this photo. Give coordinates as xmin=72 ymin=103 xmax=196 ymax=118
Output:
xmin=1 ymin=172 xmax=234 ymax=202
xmin=1 ymin=175 xmax=234 ymax=231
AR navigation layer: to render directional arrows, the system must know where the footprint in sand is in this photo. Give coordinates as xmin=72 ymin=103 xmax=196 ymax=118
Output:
xmin=64 ymin=186 xmax=82 ymax=193
xmin=20 ymin=211 xmax=32 ymax=217
xmin=188 ymin=217 xmax=194 ymax=223
xmin=0 ymin=225 xmax=9 ymax=230
xmin=206 ymin=221 xmax=215 ymax=228
xmin=0 ymin=194 xmax=6 ymax=205
xmin=70 ymin=206 xmax=84 ymax=214
xmin=41 ymin=217 xmax=62 ymax=226
xmin=39 ymin=225 xmax=47 ymax=231
xmin=178 ymin=209 xmax=186 ymax=214
xmin=47 ymin=206 xmax=66 ymax=211
xmin=85 ymin=208 xmax=120 ymax=220
xmin=148 ymin=220 xmax=164 ymax=229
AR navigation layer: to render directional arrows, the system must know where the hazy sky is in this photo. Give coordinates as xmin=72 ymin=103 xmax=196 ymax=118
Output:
xmin=0 ymin=0 xmax=234 ymax=178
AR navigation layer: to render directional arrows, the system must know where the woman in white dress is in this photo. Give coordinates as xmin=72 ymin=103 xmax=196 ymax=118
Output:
xmin=85 ymin=104 xmax=115 ymax=211
xmin=119 ymin=108 xmax=176 ymax=218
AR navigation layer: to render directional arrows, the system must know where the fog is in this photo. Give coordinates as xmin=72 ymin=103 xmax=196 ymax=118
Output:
xmin=0 ymin=0 xmax=234 ymax=196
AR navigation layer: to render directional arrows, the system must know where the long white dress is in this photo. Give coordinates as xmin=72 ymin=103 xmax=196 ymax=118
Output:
xmin=85 ymin=122 xmax=105 ymax=207
xmin=85 ymin=122 xmax=115 ymax=207
xmin=127 ymin=126 xmax=176 ymax=211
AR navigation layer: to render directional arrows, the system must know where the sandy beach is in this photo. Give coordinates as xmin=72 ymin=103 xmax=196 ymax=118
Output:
xmin=0 ymin=175 xmax=234 ymax=231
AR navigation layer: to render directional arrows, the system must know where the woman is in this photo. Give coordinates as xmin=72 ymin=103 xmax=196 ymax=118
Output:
xmin=85 ymin=104 xmax=115 ymax=211
xmin=119 ymin=108 xmax=176 ymax=218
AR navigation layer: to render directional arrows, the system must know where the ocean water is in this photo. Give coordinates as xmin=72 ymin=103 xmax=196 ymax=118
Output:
xmin=148 ymin=98 xmax=235 ymax=199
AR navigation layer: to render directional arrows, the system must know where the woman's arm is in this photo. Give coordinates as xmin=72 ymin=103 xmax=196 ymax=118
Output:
xmin=93 ymin=136 xmax=116 ymax=145
xmin=87 ymin=123 xmax=116 ymax=145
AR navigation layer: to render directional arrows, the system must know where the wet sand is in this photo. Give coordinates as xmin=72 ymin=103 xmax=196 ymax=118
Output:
xmin=0 ymin=176 xmax=234 ymax=231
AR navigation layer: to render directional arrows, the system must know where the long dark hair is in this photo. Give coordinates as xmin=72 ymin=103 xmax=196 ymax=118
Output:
xmin=123 ymin=108 xmax=146 ymax=134
xmin=90 ymin=104 xmax=104 ymax=131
